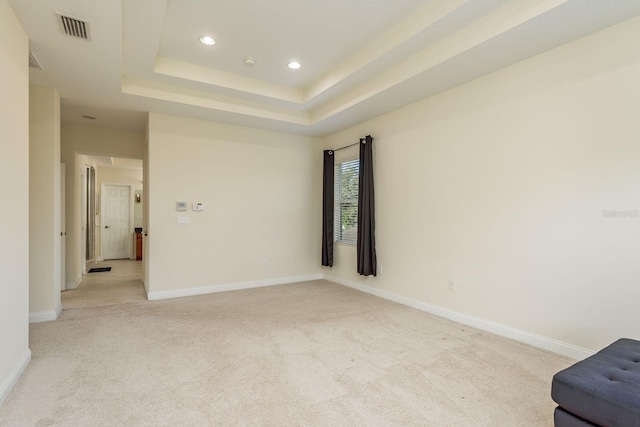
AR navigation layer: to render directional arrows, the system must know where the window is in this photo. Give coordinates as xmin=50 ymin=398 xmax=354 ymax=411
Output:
xmin=334 ymin=158 xmax=359 ymax=244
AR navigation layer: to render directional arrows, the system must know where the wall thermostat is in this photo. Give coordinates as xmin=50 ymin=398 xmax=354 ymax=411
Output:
xmin=193 ymin=202 xmax=205 ymax=211
xmin=176 ymin=202 xmax=188 ymax=212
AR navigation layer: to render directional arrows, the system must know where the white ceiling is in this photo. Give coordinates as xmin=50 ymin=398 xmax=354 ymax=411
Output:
xmin=9 ymin=0 xmax=640 ymax=136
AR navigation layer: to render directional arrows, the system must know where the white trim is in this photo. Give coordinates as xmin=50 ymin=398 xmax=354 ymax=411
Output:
xmin=142 ymin=278 xmax=149 ymax=299
xmin=0 ymin=349 xmax=31 ymax=407
xmin=323 ymin=274 xmax=595 ymax=360
xmin=80 ymin=165 xmax=87 ymax=270
xmin=29 ymin=308 xmax=60 ymax=323
xmin=147 ymin=274 xmax=323 ymax=301
xmin=129 ymin=185 xmax=136 ymax=260
xmin=96 ymin=257 xmax=104 ymax=262
xmin=29 ymin=303 xmax=62 ymax=323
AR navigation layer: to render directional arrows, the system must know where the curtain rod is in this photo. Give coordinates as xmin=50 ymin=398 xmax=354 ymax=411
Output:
xmin=328 ymin=135 xmax=371 ymax=154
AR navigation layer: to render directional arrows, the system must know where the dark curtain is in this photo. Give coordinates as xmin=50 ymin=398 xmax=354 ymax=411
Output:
xmin=322 ymin=150 xmax=334 ymax=267
xmin=357 ymin=135 xmax=377 ymax=276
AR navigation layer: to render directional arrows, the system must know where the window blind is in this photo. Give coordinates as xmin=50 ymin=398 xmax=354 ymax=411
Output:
xmin=334 ymin=158 xmax=359 ymax=244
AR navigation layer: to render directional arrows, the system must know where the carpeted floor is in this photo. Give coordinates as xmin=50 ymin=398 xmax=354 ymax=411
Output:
xmin=0 ymin=279 xmax=573 ymax=426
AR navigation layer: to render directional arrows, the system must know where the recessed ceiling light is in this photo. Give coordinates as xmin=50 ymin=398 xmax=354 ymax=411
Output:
xmin=199 ymin=36 xmax=216 ymax=46
xmin=288 ymin=61 xmax=301 ymax=70
xmin=244 ymin=57 xmax=256 ymax=66
xmin=82 ymin=115 xmax=96 ymax=120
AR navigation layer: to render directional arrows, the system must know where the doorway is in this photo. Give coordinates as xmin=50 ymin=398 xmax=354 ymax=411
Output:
xmin=65 ymin=156 xmax=145 ymax=309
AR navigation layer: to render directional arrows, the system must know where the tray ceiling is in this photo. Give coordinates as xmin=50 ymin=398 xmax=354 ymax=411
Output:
xmin=10 ymin=0 xmax=640 ymax=136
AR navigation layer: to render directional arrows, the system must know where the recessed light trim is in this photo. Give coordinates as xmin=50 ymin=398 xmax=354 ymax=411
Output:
xmin=288 ymin=61 xmax=301 ymax=70
xmin=199 ymin=36 xmax=216 ymax=46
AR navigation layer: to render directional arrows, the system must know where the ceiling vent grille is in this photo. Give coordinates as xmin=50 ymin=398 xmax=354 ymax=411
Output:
xmin=28 ymin=51 xmax=42 ymax=70
xmin=56 ymin=13 xmax=91 ymax=41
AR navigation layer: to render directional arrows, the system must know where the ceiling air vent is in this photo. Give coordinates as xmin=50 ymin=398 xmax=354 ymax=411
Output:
xmin=56 ymin=13 xmax=91 ymax=41
xmin=28 ymin=51 xmax=42 ymax=70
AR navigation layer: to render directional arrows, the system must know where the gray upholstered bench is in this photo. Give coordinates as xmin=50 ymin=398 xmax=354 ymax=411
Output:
xmin=551 ymin=338 xmax=640 ymax=427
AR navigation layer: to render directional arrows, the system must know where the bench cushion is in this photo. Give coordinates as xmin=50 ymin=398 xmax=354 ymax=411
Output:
xmin=552 ymin=338 xmax=640 ymax=427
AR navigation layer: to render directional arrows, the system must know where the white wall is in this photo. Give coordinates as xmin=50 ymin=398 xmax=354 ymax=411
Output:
xmin=322 ymin=16 xmax=640 ymax=355
xmin=146 ymin=113 xmax=321 ymax=298
xmin=29 ymin=84 xmax=61 ymax=322
xmin=0 ymin=0 xmax=31 ymax=406
xmin=61 ymin=125 xmax=144 ymax=288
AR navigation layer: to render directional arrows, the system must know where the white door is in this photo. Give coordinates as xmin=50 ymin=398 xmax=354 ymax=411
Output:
xmin=60 ymin=163 xmax=66 ymax=290
xmin=102 ymin=185 xmax=131 ymax=259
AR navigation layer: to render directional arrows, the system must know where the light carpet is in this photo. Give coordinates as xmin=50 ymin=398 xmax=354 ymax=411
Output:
xmin=0 ymin=280 xmax=573 ymax=426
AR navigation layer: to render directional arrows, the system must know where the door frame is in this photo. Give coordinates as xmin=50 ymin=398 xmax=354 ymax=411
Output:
xmin=81 ymin=166 xmax=87 ymax=272
xmin=101 ymin=183 xmax=136 ymax=260
xmin=60 ymin=163 xmax=66 ymax=290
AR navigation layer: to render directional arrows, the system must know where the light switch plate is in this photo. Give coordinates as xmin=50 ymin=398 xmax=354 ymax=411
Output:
xmin=177 ymin=216 xmax=190 ymax=226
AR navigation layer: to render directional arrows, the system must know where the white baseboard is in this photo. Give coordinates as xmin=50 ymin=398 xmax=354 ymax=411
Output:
xmin=97 ymin=257 xmax=104 ymax=262
xmin=0 ymin=348 xmax=31 ymax=407
xmin=30 ymin=303 xmax=63 ymax=323
xmin=323 ymin=274 xmax=594 ymax=360
xmin=147 ymin=274 xmax=323 ymax=301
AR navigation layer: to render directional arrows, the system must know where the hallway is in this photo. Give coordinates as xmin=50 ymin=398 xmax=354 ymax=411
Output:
xmin=62 ymin=260 xmax=146 ymax=309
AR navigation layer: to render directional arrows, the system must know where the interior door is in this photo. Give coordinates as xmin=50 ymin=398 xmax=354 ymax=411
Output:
xmin=102 ymin=185 xmax=131 ymax=260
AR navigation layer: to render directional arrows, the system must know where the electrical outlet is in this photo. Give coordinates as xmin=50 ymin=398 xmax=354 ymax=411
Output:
xmin=448 ymin=280 xmax=455 ymax=291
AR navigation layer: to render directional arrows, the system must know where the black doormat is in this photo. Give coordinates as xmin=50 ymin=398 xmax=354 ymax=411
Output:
xmin=88 ymin=267 xmax=112 ymax=273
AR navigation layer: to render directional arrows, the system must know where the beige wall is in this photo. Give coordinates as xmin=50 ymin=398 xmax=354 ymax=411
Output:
xmin=0 ymin=0 xmax=30 ymax=405
xmin=61 ymin=125 xmax=144 ymax=288
xmin=322 ymin=16 xmax=640 ymax=354
xmin=95 ymin=166 xmax=143 ymax=260
xmin=29 ymin=85 xmax=61 ymax=320
xmin=146 ymin=113 xmax=321 ymax=297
